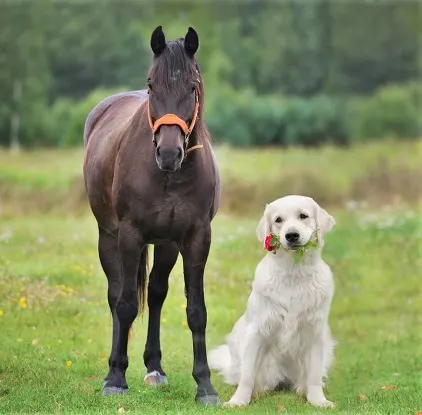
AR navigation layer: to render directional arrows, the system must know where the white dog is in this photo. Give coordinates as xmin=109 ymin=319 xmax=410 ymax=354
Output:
xmin=209 ymin=195 xmax=336 ymax=408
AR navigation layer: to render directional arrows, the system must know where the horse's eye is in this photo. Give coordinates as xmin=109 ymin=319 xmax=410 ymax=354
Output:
xmin=191 ymin=85 xmax=196 ymax=93
xmin=300 ymin=213 xmax=308 ymax=219
xmin=147 ymin=81 xmax=153 ymax=91
xmin=275 ymin=217 xmax=282 ymax=223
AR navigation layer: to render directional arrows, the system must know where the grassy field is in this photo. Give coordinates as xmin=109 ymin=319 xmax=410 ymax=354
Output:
xmin=0 ymin=142 xmax=421 ymax=414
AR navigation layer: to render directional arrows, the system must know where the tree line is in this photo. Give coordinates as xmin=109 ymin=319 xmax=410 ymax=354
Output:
xmin=0 ymin=0 xmax=420 ymax=148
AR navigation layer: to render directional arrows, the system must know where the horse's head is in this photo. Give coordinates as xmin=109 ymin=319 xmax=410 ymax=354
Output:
xmin=147 ymin=26 xmax=202 ymax=172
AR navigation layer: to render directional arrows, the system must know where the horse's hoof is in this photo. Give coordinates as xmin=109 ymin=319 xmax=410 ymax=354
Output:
xmin=102 ymin=382 xmax=128 ymax=396
xmin=144 ymin=371 xmax=168 ymax=386
xmin=196 ymin=394 xmax=221 ymax=406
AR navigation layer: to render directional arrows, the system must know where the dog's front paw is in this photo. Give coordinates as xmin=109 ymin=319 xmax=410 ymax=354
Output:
xmin=223 ymin=395 xmax=250 ymax=407
xmin=307 ymin=386 xmax=334 ymax=408
xmin=307 ymin=397 xmax=334 ymax=408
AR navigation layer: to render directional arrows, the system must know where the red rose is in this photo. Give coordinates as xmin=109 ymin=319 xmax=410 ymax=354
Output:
xmin=265 ymin=235 xmax=274 ymax=251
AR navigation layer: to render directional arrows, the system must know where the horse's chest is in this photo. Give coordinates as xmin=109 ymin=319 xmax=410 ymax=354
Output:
xmin=130 ymin=183 xmax=213 ymax=242
xmin=152 ymin=195 xmax=196 ymax=228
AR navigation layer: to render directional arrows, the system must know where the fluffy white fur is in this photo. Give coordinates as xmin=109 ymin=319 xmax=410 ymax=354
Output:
xmin=208 ymin=195 xmax=336 ymax=408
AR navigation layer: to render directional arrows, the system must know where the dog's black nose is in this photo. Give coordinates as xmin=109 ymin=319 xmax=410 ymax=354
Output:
xmin=285 ymin=231 xmax=300 ymax=243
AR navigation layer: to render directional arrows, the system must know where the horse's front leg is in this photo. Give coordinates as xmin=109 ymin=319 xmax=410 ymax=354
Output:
xmin=97 ymin=226 xmax=123 ymax=395
xmin=181 ymin=224 xmax=220 ymax=406
xmin=143 ymin=242 xmax=179 ymax=385
xmin=104 ymin=222 xmax=145 ymax=395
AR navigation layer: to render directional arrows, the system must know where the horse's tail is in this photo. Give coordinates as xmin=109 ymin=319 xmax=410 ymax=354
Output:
xmin=138 ymin=245 xmax=149 ymax=315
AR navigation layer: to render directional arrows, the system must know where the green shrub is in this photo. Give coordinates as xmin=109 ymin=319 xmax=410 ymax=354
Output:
xmin=60 ymin=88 xmax=125 ymax=147
xmin=206 ymin=89 xmax=350 ymax=147
xmin=206 ymin=87 xmax=253 ymax=146
xmin=20 ymin=102 xmax=58 ymax=148
xmin=245 ymin=95 xmax=286 ymax=146
xmin=356 ymin=82 xmax=422 ymax=140
xmin=48 ymin=98 xmax=74 ymax=146
xmin=11 ymin=82 xmax=418 ymax=149
xmin=282 ymin=95 xmax=350 ymax=147
xmin=207 ymin=82 xmax=422 ymax=147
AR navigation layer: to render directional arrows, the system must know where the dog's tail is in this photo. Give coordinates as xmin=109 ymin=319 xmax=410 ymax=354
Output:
xmin=208 ymin=344 xmax=240 ymax=385
xmin=208 ymin=344 xmax=231 ymax=371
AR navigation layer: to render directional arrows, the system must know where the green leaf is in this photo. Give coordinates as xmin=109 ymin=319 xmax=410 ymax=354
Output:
xmin=293 ymin=248 xmax=305 ymax=264
xmin=306 ymin=240 xmax=318 ymax=248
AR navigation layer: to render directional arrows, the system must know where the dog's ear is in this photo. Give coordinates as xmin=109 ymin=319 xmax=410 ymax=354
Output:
xmin=256 ymin=203 xmax=271 ymax=246
xmin=315 ymin=203 xmax=335 ymax=242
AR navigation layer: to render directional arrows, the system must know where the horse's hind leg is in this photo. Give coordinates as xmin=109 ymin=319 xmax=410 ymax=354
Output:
xmin=97 ymin=226 xmax=126 ymax=396
xmin=143 ymin=243 xmax=179 ymax=386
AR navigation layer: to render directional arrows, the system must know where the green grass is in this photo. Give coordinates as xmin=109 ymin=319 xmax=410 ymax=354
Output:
xmin=0 ymin=208 xmax=421 ymax=414
xmin=0 ymin=142 xmax=421 ymax=413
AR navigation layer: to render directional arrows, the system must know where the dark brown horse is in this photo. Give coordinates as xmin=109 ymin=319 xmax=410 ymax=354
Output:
xmin=83 ymin=26 xmax=221 ymax=406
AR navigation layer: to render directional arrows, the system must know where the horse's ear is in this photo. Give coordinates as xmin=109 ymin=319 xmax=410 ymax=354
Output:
xmin=151 ymin=25 xmax=166 ymax=56
xmin=184 ymin=27 xmax=199 ymax=57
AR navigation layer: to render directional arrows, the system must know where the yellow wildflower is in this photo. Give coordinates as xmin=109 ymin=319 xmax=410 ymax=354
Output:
xmin=182 ymin=320 xmax=188 ymax=327
xmin=161 ymin=318 xmax=167 ymax=324
xmin=67 ymin=360 xmax=72 ymax=367
xmin=19 ymin=297 xmax=27 ymax=309
xmin=0 ymin=310 xmax=3 ymax=317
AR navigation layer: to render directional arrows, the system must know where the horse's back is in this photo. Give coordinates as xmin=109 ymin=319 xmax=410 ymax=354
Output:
xmin=83 ymin=89 xmax=148 ymax=147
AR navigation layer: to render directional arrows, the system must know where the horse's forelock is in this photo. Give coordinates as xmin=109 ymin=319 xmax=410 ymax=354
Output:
xmin=149 ymin=40 xmax=199 ymax=94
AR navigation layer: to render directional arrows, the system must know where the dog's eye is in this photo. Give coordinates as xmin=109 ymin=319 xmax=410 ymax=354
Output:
xmin=275 ymin=217 xmax=283 ymax=223
xmin=300 ymin=213 xmax=308 ymax=219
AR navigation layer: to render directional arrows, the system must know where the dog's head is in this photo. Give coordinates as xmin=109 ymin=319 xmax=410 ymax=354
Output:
xmin=256 ymin=195 xmax=335 ymax=251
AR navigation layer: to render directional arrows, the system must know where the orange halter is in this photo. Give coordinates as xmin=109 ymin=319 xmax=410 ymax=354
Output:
xmin=147 ymin=87 xmax=201 ymax=152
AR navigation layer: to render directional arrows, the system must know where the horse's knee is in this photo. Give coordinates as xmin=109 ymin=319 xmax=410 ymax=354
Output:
xmin=186 ymin=305 xmax=207 ymax=333
xmin=147 ymin=280 xmax=168 ymax=305
xmin=116 ymin=296 xmax=138 ymax=325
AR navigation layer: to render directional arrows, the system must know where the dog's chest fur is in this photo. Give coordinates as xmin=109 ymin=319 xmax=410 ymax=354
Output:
xmin=249 ymin=254 xmax=334 ymax=351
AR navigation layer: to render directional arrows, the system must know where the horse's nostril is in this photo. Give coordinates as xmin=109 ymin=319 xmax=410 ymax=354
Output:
xmin=178 ymin=148 xmax=183 ymax=158
xmin=285 ymin=232 xmax=300 ymax=242
xmin=156 ymin=146 xmax=161 ymax=157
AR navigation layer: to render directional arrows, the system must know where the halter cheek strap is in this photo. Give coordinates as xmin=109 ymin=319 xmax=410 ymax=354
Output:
xmin=147 ymin=88 xmax=202 ymax=155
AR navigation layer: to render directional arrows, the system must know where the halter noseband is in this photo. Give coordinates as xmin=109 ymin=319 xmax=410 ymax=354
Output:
xmin=147 ymin=87 xmax=202 ymax=155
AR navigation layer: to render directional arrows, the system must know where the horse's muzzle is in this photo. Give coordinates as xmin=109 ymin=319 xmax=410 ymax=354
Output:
xmin=155 ymin=145 xmax=184 ymax=172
